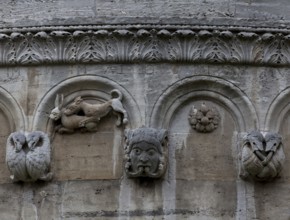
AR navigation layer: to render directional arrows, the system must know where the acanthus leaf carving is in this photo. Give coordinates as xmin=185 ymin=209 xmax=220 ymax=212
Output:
xmin=167 ymin=30 xmax=201 ymax=62
xmin=1 ymin=25 xmax=290 ymax=66
xmin=74 ymin=30 xmax=108 ymax=62
xmin=262 ymin=33 xmax=290 ymax=64
xmin=107 ymin=30 xmax=139 ymax=62
xmin=137 ymin=29 xmax=163 ymax=62
xmin=0 ymin=34 xmax=14 ymax=64
xmin=231 ymin=32 xmax=263 ymax=63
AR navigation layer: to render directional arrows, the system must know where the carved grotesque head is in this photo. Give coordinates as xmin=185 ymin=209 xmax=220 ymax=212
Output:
xmin=240 ymin=131 xmax=285 ymax=182
xmin=124 ymin=127 xmax=168 ymax=178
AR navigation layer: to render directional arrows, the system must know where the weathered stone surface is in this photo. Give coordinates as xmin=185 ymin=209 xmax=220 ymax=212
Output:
xmin=175 ymin=180 xmax=237 ymax=219
xmin=255 ymin=181 xmax=290 ymax=220
xmin=53 ymin=118 xmax=123 ymax=180
xmin=0 ymin=0 xmax=290 ymax=27
xmin=0 ymin=3 xmax=290 ymax=216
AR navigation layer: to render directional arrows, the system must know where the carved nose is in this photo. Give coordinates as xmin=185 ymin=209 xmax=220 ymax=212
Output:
xmin=140 ymin=154 xmax=149 ymax=162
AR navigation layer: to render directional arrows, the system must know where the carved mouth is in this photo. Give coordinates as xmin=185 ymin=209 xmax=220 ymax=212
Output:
xmin=137 ymin=165 xmax=151 ymax=173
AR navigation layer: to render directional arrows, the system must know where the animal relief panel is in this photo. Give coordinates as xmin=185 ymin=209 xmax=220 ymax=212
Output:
xmin=49 ymin=91 xmax=127 ymax=181
xmin=49 ymin=89 xmax=128 ymax=134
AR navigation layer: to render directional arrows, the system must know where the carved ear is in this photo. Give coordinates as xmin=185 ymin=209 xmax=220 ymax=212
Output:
xmin=157 ymin=129 xmax=168 ymax=144
xmin=124 ymin=129 xmax=133 ymax=143
xmin=74 ymin=96 xmax=83 ymax=104
xmin=59 ymin=94 xmax=64 ymax=109
xmin=54 ymin=94 xmax=59 ymax=108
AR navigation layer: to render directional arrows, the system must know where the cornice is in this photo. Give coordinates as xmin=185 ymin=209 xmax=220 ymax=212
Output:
xmin=0 ymin=24 xmax=290 ymax=66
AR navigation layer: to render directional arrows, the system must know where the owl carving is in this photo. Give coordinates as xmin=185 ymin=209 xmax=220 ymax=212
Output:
xmin=26 ymin=131 xmax=52 ymax=181
xmin=6 ymin=131 xmax=52 ymax=182
xmin=6 ymin=132 xmax=29 ymax=182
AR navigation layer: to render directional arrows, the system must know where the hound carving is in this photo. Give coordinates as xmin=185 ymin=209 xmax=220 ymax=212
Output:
xmin=49 ymin=94 xmax=98 ymax=133
xmin=64 ymin=89 xmax=128 ymax=128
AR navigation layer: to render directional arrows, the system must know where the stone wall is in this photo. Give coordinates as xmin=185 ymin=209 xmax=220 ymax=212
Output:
xmin=0 ymin=1 xmax=290 ymax=220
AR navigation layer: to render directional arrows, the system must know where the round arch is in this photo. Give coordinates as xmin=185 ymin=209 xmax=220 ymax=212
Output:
xmin=149 ymin=75 xmax=258 ymax=132
xmin=31 ymin=75 xmax=141 ymax=133
xmin=265 ymin=87 xmax=290 ymax=131
xmin=0 ymin=86 xmax=26 ymax=131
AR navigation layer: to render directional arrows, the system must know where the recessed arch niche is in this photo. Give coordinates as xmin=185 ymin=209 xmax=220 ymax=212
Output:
xmin=265 ymin=87 xmax=290 ymax=181
xmin=149 ymin=75 xmax=258 ymax=217
xmin=0 ymin=87 xmax=26 ymax=183
xmin=32 ymin=75 xmax=141 ymax=181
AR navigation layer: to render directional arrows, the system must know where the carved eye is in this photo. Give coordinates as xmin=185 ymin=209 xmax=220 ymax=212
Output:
xmin=274 ymin=143 xmax=277 ymax=146
xmin=133 ymin=148 xmax=141 ymax=155
xmin=252 ymin=142 xmax=256 ymax=145
xmin=147 ymin=150 xmax=156 ymax=156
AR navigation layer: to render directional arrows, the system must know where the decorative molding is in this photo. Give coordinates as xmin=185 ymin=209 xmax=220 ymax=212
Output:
xmin=0 ymin=24 xmax=290 ymax=66
xmin=6 ymin=131 xmax=52 ymax=182
xmin=124 ymin=127 xmax=168 ymax=178
xmin=239 ymin=131 xmax=285 ymax=182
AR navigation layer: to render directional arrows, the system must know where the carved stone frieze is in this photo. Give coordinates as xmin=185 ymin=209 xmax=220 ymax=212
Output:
xmin=188 ymin=103 xmax=220 ymax=133
xmin=0 ymin=24 xmax=290 ymax=66
xmin=124 ymin=127 xmax=168 ymax=178
xmin=49 ymin=90 xmax=128 ymax=134
xmin=240 ymin=131 xmax=285 ymax=182
xmin=6 ymin=131 xmax=52 ymax=182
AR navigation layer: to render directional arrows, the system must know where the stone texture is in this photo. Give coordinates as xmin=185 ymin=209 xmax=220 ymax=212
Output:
xmin=0 ymin=64 xmax=289 ymax=219
xmin=0 ymin=1 xmax=290 ymax=219
xmin=0 ymin=0 xmax=290 ymax=27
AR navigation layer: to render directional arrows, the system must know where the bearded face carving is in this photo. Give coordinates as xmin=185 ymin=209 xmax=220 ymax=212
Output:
xmin=124 ymin=127 xmax=168 ymax=178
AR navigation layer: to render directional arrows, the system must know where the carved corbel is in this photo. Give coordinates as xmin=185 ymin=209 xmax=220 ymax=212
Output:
xmin=6 ymin=131 xmax=52 ymax=182
xmin=124 ymin=127 xmax=168 ymax=178
xmin=239 ymin=131 xmax=285 ymax=182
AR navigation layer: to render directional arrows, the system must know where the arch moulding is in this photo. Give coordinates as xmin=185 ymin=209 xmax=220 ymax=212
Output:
xmin=32 ymin=75 xmax=141 ymax=135
xmin=149 ymin=75 xmax=258 ymax=132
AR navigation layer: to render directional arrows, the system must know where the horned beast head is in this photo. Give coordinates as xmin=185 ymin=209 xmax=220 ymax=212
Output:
xmin=124 ymin=127 xmax=168 ymax=178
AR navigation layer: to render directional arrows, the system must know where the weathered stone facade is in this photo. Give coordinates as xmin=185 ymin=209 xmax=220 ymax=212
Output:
xmin=0 ymin=0 xmax=290 ymax=219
